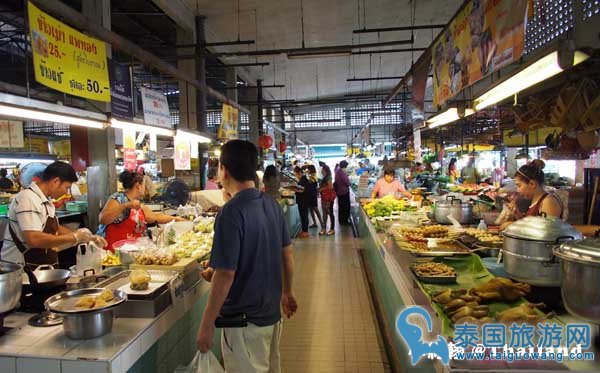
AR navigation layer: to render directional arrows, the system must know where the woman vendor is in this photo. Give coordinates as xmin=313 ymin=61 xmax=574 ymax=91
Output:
xmin=500 ymin=160 xmax=564 ymax=230
xmin=98 ymin=171 xmax=184 ymax=250
xmin=371 ymin=168 xmax=412 ymax=199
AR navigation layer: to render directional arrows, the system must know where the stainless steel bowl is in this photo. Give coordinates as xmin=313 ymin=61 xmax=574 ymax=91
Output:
xmin=0 ymin=260 xmax=23 ymax=314
xmin=554 ymin=238 xmax=600 ymax=324
xmin=45 ymin=288 xmax=127 ymax=339
xmin=434 ymin=197 xmax=473 ymax=225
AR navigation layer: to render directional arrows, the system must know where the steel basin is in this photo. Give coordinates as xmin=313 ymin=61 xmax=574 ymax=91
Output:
xmin=0 ymin=260 xmax=23 ymax=314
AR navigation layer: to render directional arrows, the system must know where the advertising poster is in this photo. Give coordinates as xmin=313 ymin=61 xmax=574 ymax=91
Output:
xmin=218 ymin=104 xmax=239 ymax=140
xmin=0 ymin=120 xmax=24 ymax=148
xmin=109 ymin=60 xmax=133 ymax=120
xmin=28 ymin=1 xmax=110 ymax=102
xmin=432 ymin=0 xmax=529 ymax=106
xmin=123 ymin=128 xmax=137 ymax=171
xmin=140 ymin=87 xmax=171 ymax=128
xmin=174 ymin=136 xmax=191 ymax=170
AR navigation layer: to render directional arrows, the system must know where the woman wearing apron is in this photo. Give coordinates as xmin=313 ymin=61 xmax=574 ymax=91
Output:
xmin=98 ymin=171 xmax=184 ymax=251
xmin=1 ymin=162 xmax=106 ymax=269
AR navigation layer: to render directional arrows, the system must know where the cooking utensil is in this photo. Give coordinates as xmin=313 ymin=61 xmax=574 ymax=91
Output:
xmin=0 ymin=260 xmax=23 ymax=314
xmin=434 ymin=196 xmax=473 ymax=225
xmin=45 ymin=288 xmax=127 ymax=339
xmin=23 ymin=264 xmax=71 ymax=288
xmin=554 ymin=237 xmax=600 ymax=323
xmin=502 ymin=216 xmax=582 ymax=287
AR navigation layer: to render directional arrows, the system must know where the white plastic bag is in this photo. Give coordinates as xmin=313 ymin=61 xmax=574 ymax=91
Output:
xmin=175 ymin=351 xmax=225 ymax=373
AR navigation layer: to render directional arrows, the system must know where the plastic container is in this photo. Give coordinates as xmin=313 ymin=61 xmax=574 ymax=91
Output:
xmin=477 ymin=219 xmax=488 ymax=231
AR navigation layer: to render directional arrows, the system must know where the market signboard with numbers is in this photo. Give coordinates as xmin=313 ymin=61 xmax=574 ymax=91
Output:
xmin=27 ymin=1 xmax=110 ymax=102
xmin=218 ymin=104 xmax=239 ymax=140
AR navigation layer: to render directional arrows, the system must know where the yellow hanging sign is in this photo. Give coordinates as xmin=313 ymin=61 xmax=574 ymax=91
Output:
xmin=28 ymin=1 xmax=110 ymax=102
xmin=218 ymin=104 xmax=239 ymax=140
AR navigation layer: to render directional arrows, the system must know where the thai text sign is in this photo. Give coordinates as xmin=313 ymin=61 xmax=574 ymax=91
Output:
xmin=28 ymin=1 xmax=110 ymax=102
xmin=218 ymin=104 xmax=239 ymax=140
xmin=432 ymin=0 xmax=528 ymax=106
xmin=140 ymin=87 xmax=172 ymax=128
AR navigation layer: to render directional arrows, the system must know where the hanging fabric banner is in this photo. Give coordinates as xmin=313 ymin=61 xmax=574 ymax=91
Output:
xmin=218 ymin=104 xmax=239 ymax=140
xmin=432 ymin=0 xmax=529 ymax=106
xmin=123 ymin=128 xmax=137 ymax=171
xmin=0 ymin=121 xmax=24 ymax=148
xmin=174 ymin=135 xmax=191 ymax=170
xmin=140 ymin=87 xmax=172 ymax=128
xmin=28 ymin=1 xmax=110 ymax=102
xmin=109 ymin=60 xmax=134 ymax=120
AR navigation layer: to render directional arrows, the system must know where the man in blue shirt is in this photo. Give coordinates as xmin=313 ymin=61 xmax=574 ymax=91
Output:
xmin=197 ymin=140 xmax=297 ymax=372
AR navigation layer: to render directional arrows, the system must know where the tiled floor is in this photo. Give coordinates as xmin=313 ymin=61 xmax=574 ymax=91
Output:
xmin=280 ymin=222 xmax=391 ymax=373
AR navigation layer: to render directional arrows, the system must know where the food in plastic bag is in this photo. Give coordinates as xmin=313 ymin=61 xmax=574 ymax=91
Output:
xmin=174 ymin=352 xmax=225 ymax=373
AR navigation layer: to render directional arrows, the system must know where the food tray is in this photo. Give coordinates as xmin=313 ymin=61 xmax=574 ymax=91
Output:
xmin=45 ymin=288 xmax=127 ymax=314
xmin=398 ymin=239 xmax=472 ymax=257
xmin=97 ymin=270 xmax=176 ymax=300
xmin=130 ymin=256 xmax=201 ymax=273
xmin=412 ymin=271 xmax=458 ymax=284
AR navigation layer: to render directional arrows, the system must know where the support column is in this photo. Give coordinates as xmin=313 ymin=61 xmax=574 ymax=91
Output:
xmin=82 ymin=0 xmax=116 ymax=232
xmin=225 ymin=67 xmax=238 ymax=102
xmin=249 ymin=86 xmax=260 ymax=145
xmin=257 ymin=80 xmax=264 ymax=159
xmin=195 ymin=16 xmax=207 ymax=132
xmin=177 ymin=26 xmax=196 ymax=129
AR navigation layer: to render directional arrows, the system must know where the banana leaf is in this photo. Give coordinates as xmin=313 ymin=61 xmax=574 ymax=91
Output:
xmin=416 ymin=254 xmax=532 ymax=337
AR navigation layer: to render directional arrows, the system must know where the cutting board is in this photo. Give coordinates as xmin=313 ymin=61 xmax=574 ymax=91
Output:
xmin=129 ymin=257 xmax=200 ymax=273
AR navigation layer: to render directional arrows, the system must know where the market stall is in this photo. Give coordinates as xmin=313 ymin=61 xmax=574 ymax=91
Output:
xmin=358 ymin=199 xmax=600 ymax=372
xmin=0 ymin=217 xmax=219 ymax=373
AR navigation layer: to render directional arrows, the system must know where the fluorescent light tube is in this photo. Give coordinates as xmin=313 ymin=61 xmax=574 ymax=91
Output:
xmin=474 ymin=51 xmax=589 ymax=111
xmin=176 ymin=129 xmax=212 ymax=144
xmin=427 ymin=108 xmax=475 ymax=128
xmin=0 ymin=104 xmax=105 ymax=129
xmin=110 ymin=118 xmax=175 ymax=137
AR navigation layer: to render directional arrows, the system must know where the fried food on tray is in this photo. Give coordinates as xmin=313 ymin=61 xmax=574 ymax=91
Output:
xmin=98 ymin=288 xmax=115 ymax=302
xmin=94 ymin=298 xmax=108 ymax=308
xmin=495 ymin=303 xmax=551 ymax=324
xmin=130 ymin=269 xmax=151 ymax=291
xmin=470 ymin=277 xmax=531 ymax=303
xmin=413 ymin=262 xmax=456 ymax=277
xmin=75 ymin=296 xmax=96 ymax=309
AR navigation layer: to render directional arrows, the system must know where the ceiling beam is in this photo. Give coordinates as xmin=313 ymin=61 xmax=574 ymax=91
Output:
xmin=149 ymin=0 xmax=194 ymax=35
xmin=36 ymin=0 xmax=249 ymax=114
xmin=347 ymin=76 xmax=403 ymax=82
xmin=352 ymin=47 xmax=427 ymax=55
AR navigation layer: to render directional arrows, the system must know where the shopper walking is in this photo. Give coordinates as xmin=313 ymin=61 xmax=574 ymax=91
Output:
xmin=293 ymin=167 xmax=310 ymax=238
xmin=196 ymin=140 xmax=297 ymax=372
xmin=263 ymin=165 xmax=281 ymax=200
xmin=304 ymin=165 xmax=323 ymax=229
xmin=335 ymin=160 xmax=352 ymax=225
xmin=319 ymin=164 xmax=336 ymax=235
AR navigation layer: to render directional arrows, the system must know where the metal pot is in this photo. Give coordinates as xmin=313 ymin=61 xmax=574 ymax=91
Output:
xmin=434 ymin=197 xmax=473 ymax=225
xmin=554 ymin=238 xmax=600 ymax=323
xmin=0 ymin=260 xmax=23 ymax=314
xmin=45 ymin=288 xmax=127 ymax=339
xmin=23 ymin=265 xmax=71 ymax=288
xmin=502 ymin=216 xmax=582 ymax=287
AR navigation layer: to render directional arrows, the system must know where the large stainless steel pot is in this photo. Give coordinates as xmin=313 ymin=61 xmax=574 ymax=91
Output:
xmin=45 ymin=288 xmax=127 ymax=339
xmin=0 ymin=260 xmax=23 ymax=314
xmin=23 ymin=264 xmax=71 ymax=288
xmin=502 ymin=216 xmax=582 ymax=287
xmin=434 ymin=197 xmax=473 ymax=225
xmin=554 ymin=238 xmax=600 ymax=323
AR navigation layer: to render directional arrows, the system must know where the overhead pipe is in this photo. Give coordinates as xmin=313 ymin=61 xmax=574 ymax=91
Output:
xmin=353 ymin=24 xmax=446 ymax=34
xmin=347 ymin=76 xmax=403 ymax=82
xmin=34 ymin=0 xmax=250 ymax=114
xmin=175 ymin=40 xmax=255 ymax=47
xmin=210 ymin=37 xmax=414 ymax=57
xmin=352 ymin=47 xmax=427 ymax=55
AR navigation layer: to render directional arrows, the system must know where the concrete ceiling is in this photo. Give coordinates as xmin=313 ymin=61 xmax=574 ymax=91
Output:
xmin=186 ymin=0 xmax=463 ymax=102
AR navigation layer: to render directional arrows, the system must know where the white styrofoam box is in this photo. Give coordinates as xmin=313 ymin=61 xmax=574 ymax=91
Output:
xmin=61 ymin=360 xmax=110 ymax=373
xmin=0 ymin=356 xmax=16 ymax=373
xmin=16 ymin=357 xmax=60 ymax=373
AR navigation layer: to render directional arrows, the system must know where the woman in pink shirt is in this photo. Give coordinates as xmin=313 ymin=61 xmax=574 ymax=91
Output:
xmin=204 ymin=167 xmax=220 ymax=190
xmin=371 ymin=168 xmax=412 ymax=199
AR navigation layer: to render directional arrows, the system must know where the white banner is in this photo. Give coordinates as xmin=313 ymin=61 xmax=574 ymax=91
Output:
xmin=0 ymin=120 xmax=24 ymax=148
xmin=140 ymin=87 xmax=171 ymax=128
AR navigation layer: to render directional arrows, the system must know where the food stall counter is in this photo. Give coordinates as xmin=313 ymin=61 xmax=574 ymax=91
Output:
xmin=0 ymin=274 xmax=213 ymax=373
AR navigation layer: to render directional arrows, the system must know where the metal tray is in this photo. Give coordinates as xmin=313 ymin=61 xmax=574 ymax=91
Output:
xmin=411 ymin=270 xmax=458 ymax=284
xmin=45 ymin=288 xmax=127 ymax=314
xmin=96 ymin=270 xmax=176 ymax=300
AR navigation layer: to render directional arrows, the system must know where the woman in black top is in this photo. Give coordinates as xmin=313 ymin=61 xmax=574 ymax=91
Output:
xmin=294 ymin=167 xmax=310 ymax=238
xmin=304 ymin=165 xmax=323 ymax=229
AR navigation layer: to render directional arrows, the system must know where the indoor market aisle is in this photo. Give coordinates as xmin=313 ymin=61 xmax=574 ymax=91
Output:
xmin=280 ymin=224 xmax=392 ymax=373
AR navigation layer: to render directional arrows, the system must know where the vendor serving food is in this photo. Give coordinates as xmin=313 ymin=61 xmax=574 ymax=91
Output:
xmin=371 ymin=168 xmax=412 ymax=199
xmin=97 ymin=171 xmax=184 ymax=251
xmin=1 ymin=162 xmax=106 ymax=269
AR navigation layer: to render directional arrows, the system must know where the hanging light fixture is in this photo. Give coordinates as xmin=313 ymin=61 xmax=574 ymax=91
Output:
xmin=474 ymin=50 xmax=589 ymax=111
xmin=0 ymin=103 xmax=105 ymax=129
xmin=426 ymin=107 xmax=475 ymax=128
xmin=109 ymin=118 xmax=174 ymax=137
